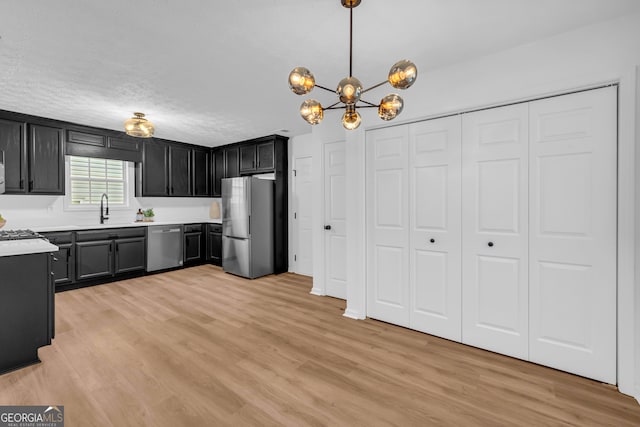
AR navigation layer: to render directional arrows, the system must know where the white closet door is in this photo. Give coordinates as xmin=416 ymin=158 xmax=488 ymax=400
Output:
xmin=462 ymin=104 xmax=529 ymax=360
xmin=324 ymin=141 xmax=347 ymax=299
xmin=529 ymin=87 xmax=617 ymax=383
xmin=409 ymin=117 xmax=462 ymax=341
xmin=366 ymin=126 xmax=410 ymax=326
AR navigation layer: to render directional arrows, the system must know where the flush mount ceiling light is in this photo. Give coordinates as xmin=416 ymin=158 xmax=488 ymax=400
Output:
xmin=124 ymin=112 xmax=155 ymax=138
xmin=288 ymin=0 xmax=417 ymax=130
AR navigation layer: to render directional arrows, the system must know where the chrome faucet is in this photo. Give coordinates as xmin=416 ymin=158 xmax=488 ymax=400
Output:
xmin=100 ymin=193 xmax=109 ymax=224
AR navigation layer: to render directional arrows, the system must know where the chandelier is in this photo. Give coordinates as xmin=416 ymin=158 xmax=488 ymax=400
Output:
xmin=288 ymin=0 xmax=417 ymax=130
xmin=124 ymin=112 xmax=155 ymax=138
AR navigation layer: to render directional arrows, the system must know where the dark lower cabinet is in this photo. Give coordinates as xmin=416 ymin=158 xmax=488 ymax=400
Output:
xmin=41 ymin=231 xmax=74 ymax=286
xmin=75 ymin=227 xmax=146 ymax=282
xmin=184 ymin=224 xmax=205 ymax=265
xmin=208 ymin=224 xmax=222 ymax=266
xmin=76 ymin=240 xmax=113 ymax=280
xmin=114 ymin=237 xmax=146 ymax=273
xmin=0 ymin=252 xmax=53 ymax=374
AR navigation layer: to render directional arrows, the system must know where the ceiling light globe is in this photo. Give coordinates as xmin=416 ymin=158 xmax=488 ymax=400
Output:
xmin=378 ymin=94 xmax=404 ymax=121
xmin=342 ymin=108 xmax=362 ymax=130
xmin=337 ymin=77 xmax=363 ymax=104
xmin=288 ymin=67 xmax=316 ymax=95
xmin=300 ymin=99 xmax=324 ymax=125
xmin=388 ymin=60 xmax=418 ymax=89
xmin=124 ymin=112 xmax=155 ymax=138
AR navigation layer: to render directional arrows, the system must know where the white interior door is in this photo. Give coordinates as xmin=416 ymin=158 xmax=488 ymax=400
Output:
xmin=294 ymin=156 xmax=313 ymax=276
xmin=462 ymin=103 xmax=529 ymax=360
xmin=324 ymin=141 xmax=347 ymax=299
xmin=528 ymin=87 xmax=617 ymax=383
xmin=409 ymin=117 xmax=462 ymax=341
xmin=366 ymin=126 xmax=410 ymax=326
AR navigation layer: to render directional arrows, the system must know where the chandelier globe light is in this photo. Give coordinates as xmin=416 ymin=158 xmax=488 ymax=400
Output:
xmin=124 ymin=112 xmax=155 ymax=138
xmin=288 ymin=0 xmax=417 ymax=130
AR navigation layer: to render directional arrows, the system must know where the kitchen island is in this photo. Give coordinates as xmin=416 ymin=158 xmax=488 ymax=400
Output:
xmin=0 ymin=235 xmax=58 ymax=374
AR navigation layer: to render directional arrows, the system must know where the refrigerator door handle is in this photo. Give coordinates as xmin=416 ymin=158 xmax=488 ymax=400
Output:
xmin=248 ymin=215 xmax=250 ymax=236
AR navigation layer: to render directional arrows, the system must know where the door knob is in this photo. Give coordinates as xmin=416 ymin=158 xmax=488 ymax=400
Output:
xmin=430 ymin=238 xmax=435 ymax=243
xmin=324 ymin=225 xmax=332 ymax=230
xmin=488 ymin=242 xmax=494 ymax=247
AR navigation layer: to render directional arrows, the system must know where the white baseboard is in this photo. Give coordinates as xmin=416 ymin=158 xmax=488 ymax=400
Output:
xmin=309 ymin=287 xmax=325 ymax=296
xmin=343 ymin=308 xmax=365 ymax=320
xmin=635 ymin=385 xmax=640 ymax=406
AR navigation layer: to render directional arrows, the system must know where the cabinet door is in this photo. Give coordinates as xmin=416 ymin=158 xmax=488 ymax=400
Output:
xmin=0 ymin=119 xmax=27 ymax=193
xmin=461 ymin=103 xmax=529 ymax=360
xmin=114 ymin=237 xmax=146 ymax=274
xmin=224 ymin=147 xmax=239 ymax=178
xmin=528 ymin=87 xmax=617 ymax=384
xmin=409 ymin=116 xmax=462 ymax=342
xmin=76 ymin=240 xmax=114 ymax=280
xmin=366 ymin=126 xmax=410 ymax=327
xmin=212 ymin=149 xmax=224 ymax=197
xmin=256 ymin=141 xmax=275 ymax=171
xmin=208 ymin=230 xmax=222 ymax=266
xmin=51 ymin=243 xmax=73 ymax=285
xmin=169 ymin=144 xmax=191 ymax=196
xmin=142 ymin=140 xmax=169 ymax=196
xmin=239 ymin=145 xmax=256 ymax=172
xmin=192 ymin=149 xmax=210 ymax=196
xmin=28 ymin=124 xmax=64 ymax=194
xmin=184 ymin=232 xmax=203 ymax=263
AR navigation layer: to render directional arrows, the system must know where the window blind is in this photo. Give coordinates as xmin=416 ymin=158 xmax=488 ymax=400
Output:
xmin=69 ymin=156 xmax=126 ymax=205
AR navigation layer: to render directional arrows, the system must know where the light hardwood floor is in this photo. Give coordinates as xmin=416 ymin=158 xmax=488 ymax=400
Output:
xmin=1 ymin=265 xmax=639 ymax=426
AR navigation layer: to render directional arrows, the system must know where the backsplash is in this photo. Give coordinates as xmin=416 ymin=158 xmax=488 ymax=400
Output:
xmin=0 ymin=195 xmax=221 ymax=229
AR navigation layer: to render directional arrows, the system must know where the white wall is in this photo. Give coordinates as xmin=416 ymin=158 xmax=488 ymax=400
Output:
xmin=308 ymin=12 xmax=640 ymax=400
xmin=288 ymin=133 xmax=314 ymax=273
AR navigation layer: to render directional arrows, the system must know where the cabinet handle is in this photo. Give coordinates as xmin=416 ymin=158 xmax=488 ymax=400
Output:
xmin=19 ymin=179 xmax=24 ymax=189
xmin=171 ymin=187 xmax=174 ymax=194
xmin=430 ymin=238 xmax=435 ymax=243
xmin=29 ymin=180 xmax=33 ymax=191
xmin=53 ymin=256 xmax=59 ymax=262
xmin=488 ymin=242 xmax=494 ymax=247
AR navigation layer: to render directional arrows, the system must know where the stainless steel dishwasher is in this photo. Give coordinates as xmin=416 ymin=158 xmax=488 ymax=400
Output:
xmin=146 ymin=225 xmax=184 ymax=272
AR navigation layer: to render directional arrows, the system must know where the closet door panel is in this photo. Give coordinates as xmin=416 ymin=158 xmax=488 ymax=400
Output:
xmin=409 ymin=116 xmax=462 ymax=341
xmin=366 ymin=126 xmax=410 ymax=327
xmin=529 ymin=87 xmax=617 ymax=384
xmin=462 ymin=103 xmax=529 ymax=360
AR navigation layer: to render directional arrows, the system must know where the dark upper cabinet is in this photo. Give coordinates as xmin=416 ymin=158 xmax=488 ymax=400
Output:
xmin=0 ymin=119 xmax=27 ymax=193
xmin=28 ymin=124 xmax=64 ymax=195
xmin=224 ymin=147 xmax=239 ymax=178
xmin=65 ymin=127 xmax=142 ymax=163
xmin=140 ymin=140 xmax=169 ymax=196
xmin=169 ymin=144 xmax=191 ymax=196
xmin=212 ymin=149 xmax=224 ymax=197
xmin=239 ymin=145 xmax=256 ymax=173
xmin=192 ymin=149 xmax=210 ymax=197
xmin=240 ymin=141 xmax=275 ymax=173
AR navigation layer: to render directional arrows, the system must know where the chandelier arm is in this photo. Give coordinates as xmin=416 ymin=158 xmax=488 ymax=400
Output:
xmin=359 ymin=99 xmax=379 ymax=107
xmin=315 ymin=84 xmax=337 ymax=93
xmin=324 ymin=101 xmax=343 ymax=109
xmin=325 ymin=105 xmax=348 ymax=110
xmin=361 ymin=80 xmax=389 ymax=94
xmin=354 ymin=105 xmax=379 ymax=109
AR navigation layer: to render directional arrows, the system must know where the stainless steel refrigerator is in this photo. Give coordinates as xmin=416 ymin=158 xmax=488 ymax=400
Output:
xmin=222 ymin=176 xmax=275 ymax=279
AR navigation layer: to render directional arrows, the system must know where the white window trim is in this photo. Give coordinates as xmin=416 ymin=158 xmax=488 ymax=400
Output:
xmin=63 ymin=156 xmax=133 ymax=212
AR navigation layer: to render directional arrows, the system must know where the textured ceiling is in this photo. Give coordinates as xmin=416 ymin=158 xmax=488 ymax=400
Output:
xmin=1 ymin=0 xmax=639 ymax=147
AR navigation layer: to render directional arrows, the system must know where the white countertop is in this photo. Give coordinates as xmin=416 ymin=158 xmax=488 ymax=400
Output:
xmin=0 ymin=239 xmax=59 ymax=257
xmin=30 ymin=219 xmax=222 ymax=233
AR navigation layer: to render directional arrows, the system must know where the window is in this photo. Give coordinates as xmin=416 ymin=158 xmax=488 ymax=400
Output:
xmin=68 ymin=156 xmax=128 ymax=206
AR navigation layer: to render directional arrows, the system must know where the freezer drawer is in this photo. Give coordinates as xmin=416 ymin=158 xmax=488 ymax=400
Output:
xmin=222 ymin=235 xmax=250 ymax=278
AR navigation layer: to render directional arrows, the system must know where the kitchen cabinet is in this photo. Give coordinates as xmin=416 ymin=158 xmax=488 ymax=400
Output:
xmin=0 ymin=118 xmax=27 ymax=193
xmin=240 ymin=141 xmax=275 ymax=173
xmin=0 ymin=252 xmax=54 ymax=374
xmin=28 ymin=124 xmax=65 ymax=194
xmin=0 ymin=121 xmax=64 ymax=195
xmin=207 ymin=223 xmax=222 ymax=266
xmin=224 ymin=146 xmax=239 ymax=178
xmin=169 ymin=143 xmax=191 ymax=196
xmin=211 ymin=148 xmax=224 ymax=197
xmin=42 ymin=231 xmax=74 ymax=286
xmin=139 ymin=140 xmax=169 ymax=196
xmin=184 ymin=224 xmax=205 ymax=264
xmin=192 ymin=148 xmax=210 ymax=196
xmin=76 ymin=228 xmax=146 ymax=280
xmin=65 ymin=127 xmax=142 ymax=163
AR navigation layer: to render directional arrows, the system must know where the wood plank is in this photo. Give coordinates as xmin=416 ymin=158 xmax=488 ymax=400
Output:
xmin=0 ymin=265 xmax=638 ymax=426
